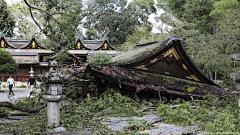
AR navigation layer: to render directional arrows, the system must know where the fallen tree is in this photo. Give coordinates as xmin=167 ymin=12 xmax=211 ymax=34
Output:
xmin=0 ymin=101 xmax=47 ymax=113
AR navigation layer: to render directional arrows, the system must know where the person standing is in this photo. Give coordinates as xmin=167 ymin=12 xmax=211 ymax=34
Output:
xmin=27 ymin=75 xmax=36 ymax=95
xmin=7 ymin=75 xmax=15 ymax=95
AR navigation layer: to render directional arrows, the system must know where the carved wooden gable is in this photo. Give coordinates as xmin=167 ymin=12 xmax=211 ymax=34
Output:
xmin=73 ymin=39 xmax=90 ymax=50
xmin=134 ymin=45 xmax=202 ymax=82
xmin=97 ymin=41 xmax=114 ymax=50
xmin=22 ymin=38 xmax=45 ymax=49
xmin=0 ymin=37 xmax=15 ymax=49
xmin=69 ymin=55 xmax=82 ymax=63
xmin=128 ymin=39 xmax=216 ymax=86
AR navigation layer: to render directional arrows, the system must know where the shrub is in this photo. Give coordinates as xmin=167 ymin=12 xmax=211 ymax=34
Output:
xmin=0 ymin=49 xmax=18 ymax=74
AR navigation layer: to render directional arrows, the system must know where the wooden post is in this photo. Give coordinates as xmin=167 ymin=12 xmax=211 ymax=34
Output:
xmin=87 ymin=93 xmax=91 ymax=100
xmin=135 ymin=92 xmax=140 ymax=102
xmin=95 ymin=88 xmax=98 ymax=97
xmin=238 ymin=94 xmax=240 ymax=109
xmin=158 ymin=90 xmax=162 ymax=101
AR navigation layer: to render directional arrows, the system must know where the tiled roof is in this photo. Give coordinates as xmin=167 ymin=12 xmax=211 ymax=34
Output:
xmin=6 ymin=48 xmax=54 ymax=54
xmin=113 ymin=39 xmax=169 ymax=64
xmin=9 ymin=51 xmax=38 ymax=56
xmin=13 ymin=56 xmax=39 ymax=64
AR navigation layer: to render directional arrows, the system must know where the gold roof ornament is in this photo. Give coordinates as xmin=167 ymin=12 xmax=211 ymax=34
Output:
xmin=1 ymin=40 xmax=5 ymax=48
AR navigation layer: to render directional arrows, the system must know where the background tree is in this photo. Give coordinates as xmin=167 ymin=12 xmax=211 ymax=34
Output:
xmin=84 ymin=0 xmax=156 ymax=47
xmin=23 ymin=0 xmax=85 ymax=53
xmin=87 ymin=53 xmax=113 ymax=67
xmin=9 ymin=2 xmax=40 ymax=39
xmin=157 ymin=0 xmax=240 ymax=88
xmin=198 ymin=9 xmax=240 ymax=88
xmin=119 ymin=26 xmax=166 ymax=51
xmin=0 ymin=0 xmax=16 ymax=36
xmin=0 ymin=49 xmax=18 ymax=74
xmin=157 ymin=0 xmax=216 ymax=34
xmin=209 ymin=0 xmax=240 ymax=22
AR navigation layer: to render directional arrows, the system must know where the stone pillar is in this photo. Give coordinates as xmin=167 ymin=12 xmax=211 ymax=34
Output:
xmin=42 ymin=95 xmax=64 ymax=126
xmin=48 ymin=102 xmax=59 ymax=126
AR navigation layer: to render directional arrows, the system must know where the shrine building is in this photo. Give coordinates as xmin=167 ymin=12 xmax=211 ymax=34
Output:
xmin=0 ymin=35 xmax=54 ymax=81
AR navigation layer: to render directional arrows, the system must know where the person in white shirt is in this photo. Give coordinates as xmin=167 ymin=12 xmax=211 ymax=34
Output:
xmin=7 ymin=75 xmax=15 ymax=95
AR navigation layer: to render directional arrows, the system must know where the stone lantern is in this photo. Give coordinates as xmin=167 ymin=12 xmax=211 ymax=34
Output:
xmin=29 ymin=67 xmax=34 ymax=77
xmin=0 ymin=80 xmax=1 ymax=91
xmin=232 ymin=73 xmax=240 ymax=109
xmin=38 ymin=60 xmax=70 ymax=128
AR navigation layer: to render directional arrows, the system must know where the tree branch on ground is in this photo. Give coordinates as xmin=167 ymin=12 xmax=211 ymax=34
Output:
xmin=0 ymin=101 xmax=47 ymax=113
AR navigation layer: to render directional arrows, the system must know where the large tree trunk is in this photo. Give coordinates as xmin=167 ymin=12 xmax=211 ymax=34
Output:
xmin=0 ymin=101 xmax=47 ymax=113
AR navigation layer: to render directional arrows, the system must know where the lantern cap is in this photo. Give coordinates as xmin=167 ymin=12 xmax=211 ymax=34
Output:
xmin=38 ymin=60 xmax=70 ymax=83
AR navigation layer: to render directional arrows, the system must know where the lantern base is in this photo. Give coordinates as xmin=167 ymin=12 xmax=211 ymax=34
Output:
xmin=42 ymin=95 xmax=65 ymax=102
xmin=46 ymin=126 xmax=66 ymax=133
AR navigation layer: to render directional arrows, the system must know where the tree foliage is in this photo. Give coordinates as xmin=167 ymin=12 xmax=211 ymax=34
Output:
xmin=119 ymin=26 xmax=166 ymax=51
xmin=0 ymin=49 xmax=18 ymax=74
xmin=157 ymin=0 xmax=216 ymax=34
xmin=210 ymin=0 xmax=240 ymax=21
xmin=9 ymin=1 xmax=39 ymax=39
xmin=84 ymin=0 xmax=156 ymax=47
xmin=23 ymin=0 xmax=85 ymax=52
xmin=87 ymin=53 xmax=113 ymax=67
xmin=0 ymin=0 xmax=15 ymax=36
xmin=158 ymin=0 xmax=240 ymax=88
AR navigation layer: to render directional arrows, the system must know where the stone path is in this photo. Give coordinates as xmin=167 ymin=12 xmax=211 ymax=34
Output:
xmin=0 ymin=88 xmax=32 ymax=102
xmin=102 ymin=112 xmax=205 ymax=135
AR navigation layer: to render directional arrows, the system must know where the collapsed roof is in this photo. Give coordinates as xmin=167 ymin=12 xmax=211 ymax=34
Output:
xmin=70 ymin=38 xmax=227 ymax=98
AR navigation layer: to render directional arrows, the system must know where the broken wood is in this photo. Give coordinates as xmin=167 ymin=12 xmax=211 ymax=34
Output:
xmin=0 ymin=101 xmax=47 ymax=113
xmin=190 ymin=96 xmax=217 ymax=106
xmin=190 ymin=106 xmax=199 ymax=109
xmin=132 ymin=100 xmax=157 ymax=112
xmin=132 ymin=100 xmax=144 ymax=109
xmin=28 ymin=88 xmax=37 ymax=98
xmin=150 ymin=119 xmax=164 ymax=125
xmin=132 ymin=99 xmax=149 ymax=112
